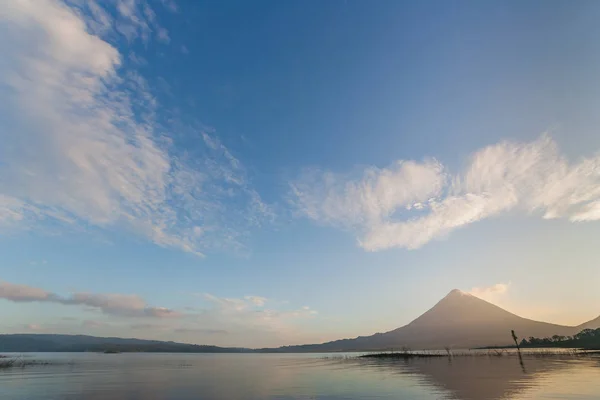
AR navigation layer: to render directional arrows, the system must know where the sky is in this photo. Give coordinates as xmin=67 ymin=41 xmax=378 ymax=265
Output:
xmin=1 ymin=0 xmax=600 ymax=348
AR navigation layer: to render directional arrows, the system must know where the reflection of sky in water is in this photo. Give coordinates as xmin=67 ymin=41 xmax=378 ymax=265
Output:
xmin=1 ymin=353 xmax=599 ymax=400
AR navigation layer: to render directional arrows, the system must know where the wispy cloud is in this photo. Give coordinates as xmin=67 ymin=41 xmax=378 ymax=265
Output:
xmin=112 ymin=0 xmax=165 ymax=43
xmin=469 ymin=283 xmax=511 ymax=305
xmin=160 ymin=0 xmax=178 ymax=13
xmin=174 ymin=328 xmax=228 ymax=335
xmin=82 ymin=320 xmax=111 ymax=329
xmin=0 ymin=281 xmax=56 ymax=302
xmin=201 ymin=293 xmax=318 ymax=333
xmin=290 ymin=135 xmax=600 ymax=251
xmin=0 ymin=0 xmax=271 ymax=256
xmin=244 ymin=296 xmax=267 ymax=307
xmin=156 ymin=27 xmax=170 ymax=44
xmin=0 ymin=278 xmax=318 ymax=345
xmin=0 ymin=280 xmax=180 ymax=318
xmin=117 ymin=293 xmax=320 ymax=346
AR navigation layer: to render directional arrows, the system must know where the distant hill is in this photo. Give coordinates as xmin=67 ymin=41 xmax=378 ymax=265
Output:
xmin=3 ymin=291 xmax=599 ymax=353
xmin=0 ymin=334 xmax=249 ymax=353
xmin=275 ymin=289 xmax=600 ymax=351
xmin=577 ymin=315 xmax=600 ymax=331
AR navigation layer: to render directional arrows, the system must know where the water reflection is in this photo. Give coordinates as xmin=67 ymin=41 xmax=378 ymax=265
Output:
xmin=345 ymin=354 xmax=600 ymax=400
xmin=1 ymin=353 xmax=599 ymax=400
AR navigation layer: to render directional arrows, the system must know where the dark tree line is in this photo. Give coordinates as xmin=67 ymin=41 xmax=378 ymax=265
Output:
xmin=519 ymin=328 xmax=600 ymax=349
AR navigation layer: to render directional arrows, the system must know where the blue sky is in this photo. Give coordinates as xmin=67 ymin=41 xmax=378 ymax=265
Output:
xmin=1 ymin=0 xmax=600 ymax=347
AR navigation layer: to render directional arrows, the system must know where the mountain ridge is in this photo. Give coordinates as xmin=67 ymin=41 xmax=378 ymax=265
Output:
xmin=0 ymin=333 xmax=249 ymax=353
xmin=577 ymin=315 xmax=600 ymax=331
xmin=2 ymin=290 xmax=598 ymax=352
xmin=276 ymin=289 xmax=599 ymax=351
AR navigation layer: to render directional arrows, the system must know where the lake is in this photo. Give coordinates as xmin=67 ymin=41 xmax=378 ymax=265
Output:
xmin=1 ymin=352 xmax=599 ymax=399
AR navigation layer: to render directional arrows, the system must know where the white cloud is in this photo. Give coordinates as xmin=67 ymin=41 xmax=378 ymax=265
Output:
xmin=2 ymin=284 xmax=321 ymax=346
xmin=201 ymin=293 xmax=318 ymax=334
xmin=291 ymin=135 xmax=600 ymax=251
xmin=290 ymin=160 xmax=446 ymax=230
xmin=0 ymin=195 xmax=27 ymax=226
xmin=156 ymin=27 xmax=170 ymax=43
xmin=203 ymin=294 xmax=250 ymax=312
xmin=114 ymin=0 xmax=156 ymax=43
xmin=244 ymin=296 xmax=267 ymax=306
xmin=0 ymin=0 xmax=271 ymax=256
xmin=112 ymin=293 xmax=321 ymax=347
xmin=67 ymin=293 xmax=181 ymax=318
xmin=0 ymin=280 xmax=180 ymax=318
xmin=128 ymin=52 xmax=148 ymax=66
xmin=469 ymin=283 xmax=511 ymax=304
xmin=160 ymin=0 xmax=178 ymax=13
xmin=0 ymin=281 xmax=56 ymax=302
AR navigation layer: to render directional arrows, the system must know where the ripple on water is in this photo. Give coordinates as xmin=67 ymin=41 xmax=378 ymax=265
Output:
xmin=1 ymin=353 xmax=599 ymax=400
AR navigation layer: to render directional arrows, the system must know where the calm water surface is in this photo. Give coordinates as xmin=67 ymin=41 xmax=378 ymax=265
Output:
xmin=1 ymin=352 xmax=599 ymax=399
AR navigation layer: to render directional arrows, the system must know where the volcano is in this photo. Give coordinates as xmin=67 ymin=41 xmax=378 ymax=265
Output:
xmin=280 ymin=289 xmax=599 ymax=351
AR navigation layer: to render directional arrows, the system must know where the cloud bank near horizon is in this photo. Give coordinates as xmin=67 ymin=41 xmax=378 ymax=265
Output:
xmin=0 ymin=279 xmax=321 ymax=347
xmin=0 ymin=280 xmax=180 ymax=318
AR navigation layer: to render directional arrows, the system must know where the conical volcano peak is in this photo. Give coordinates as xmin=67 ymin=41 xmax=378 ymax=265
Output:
xmin=445 ymin=289 xmax=472 ymax=298
xmin=404 ymin=288 xmax=516 ymax=330
xmin=279 ymin=289 xmax=598 ymax=351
